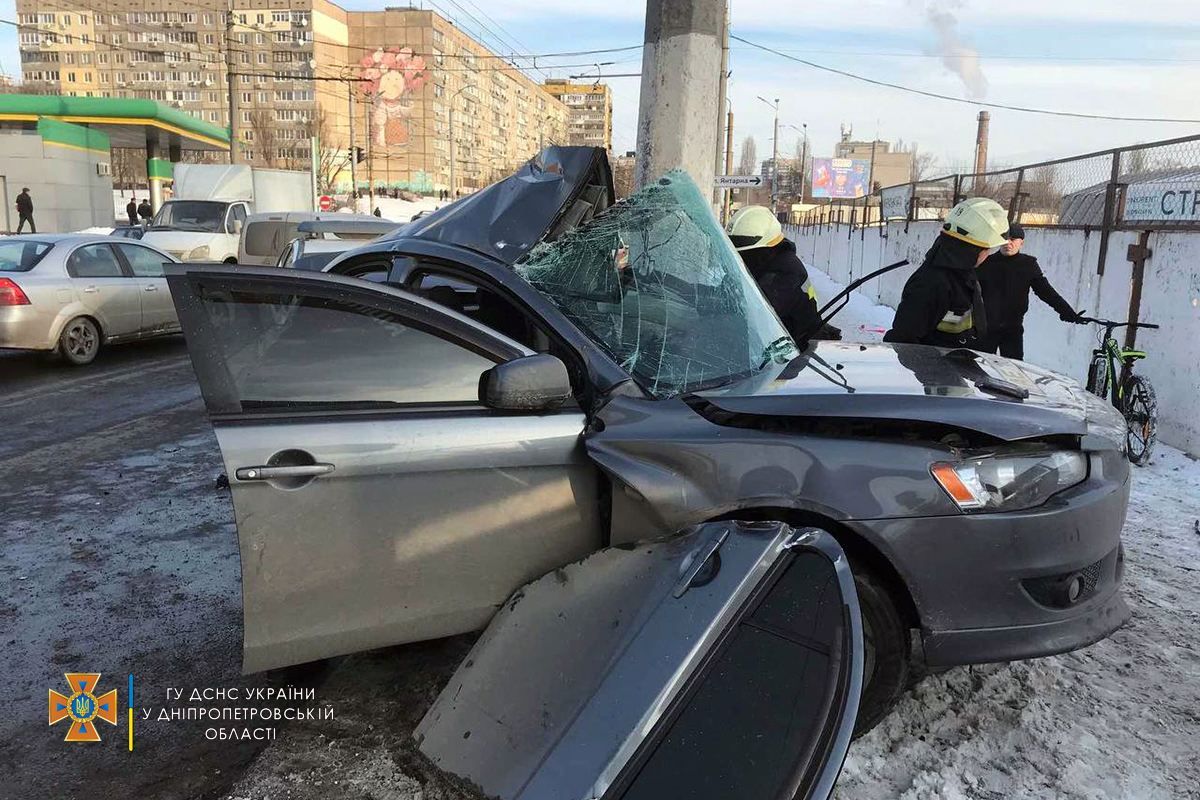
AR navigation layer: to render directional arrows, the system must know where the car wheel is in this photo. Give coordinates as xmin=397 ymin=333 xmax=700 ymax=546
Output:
xmin=58 ymin=317 xmax=101 ymax=366
xmin=851 ymin=566 xmax=911 ymax=738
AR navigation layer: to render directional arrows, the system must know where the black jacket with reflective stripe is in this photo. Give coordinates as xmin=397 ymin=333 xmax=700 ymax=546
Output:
xmin=739 ymin=238 xmax=821 ymax=342
xmin=884 ymin=235 xmax=985 ymax=348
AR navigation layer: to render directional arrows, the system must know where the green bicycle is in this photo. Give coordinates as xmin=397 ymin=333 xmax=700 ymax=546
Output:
xmin=1081 ymin=317 xmax=1160 ymax=466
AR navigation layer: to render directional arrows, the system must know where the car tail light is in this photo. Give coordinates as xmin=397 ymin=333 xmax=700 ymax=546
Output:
xmin=0 ymin=277 xmax=31 ymax=306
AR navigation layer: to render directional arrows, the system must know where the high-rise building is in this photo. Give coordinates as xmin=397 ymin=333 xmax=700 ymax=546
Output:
xmin=13 ymin=1 xmax=569 ymax=195
xmin=541 ymin=79 xmax=612 ymax=151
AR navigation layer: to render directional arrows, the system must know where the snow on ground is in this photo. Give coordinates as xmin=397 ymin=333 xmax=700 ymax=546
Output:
xmin=351 ymin=195 xmax=443 ymax=221
xmin=809 ymin=262 xmax=1200 ymax=800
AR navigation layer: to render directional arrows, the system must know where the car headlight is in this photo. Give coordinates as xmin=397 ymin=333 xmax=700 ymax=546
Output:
xmin=931 ymin=450 xmax=1087 ymax=512
xmin=187 ymin=245 xmax=210 ymax=260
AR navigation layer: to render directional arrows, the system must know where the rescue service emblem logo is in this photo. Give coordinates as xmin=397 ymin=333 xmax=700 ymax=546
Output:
xmin=49 ymin=673 xmax=118 ymax=742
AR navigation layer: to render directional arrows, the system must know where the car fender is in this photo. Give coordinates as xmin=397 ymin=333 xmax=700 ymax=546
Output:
xmin=49 ymin=300 xmax=110 ymax=344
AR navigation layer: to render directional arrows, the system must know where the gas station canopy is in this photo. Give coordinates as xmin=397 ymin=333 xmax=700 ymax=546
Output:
xmin=0 ymin=94 xmax=230 ymax=152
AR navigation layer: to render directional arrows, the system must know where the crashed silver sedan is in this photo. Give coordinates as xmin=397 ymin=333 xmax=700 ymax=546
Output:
xmin=166 ymin=147 xmax=1131 ymax=797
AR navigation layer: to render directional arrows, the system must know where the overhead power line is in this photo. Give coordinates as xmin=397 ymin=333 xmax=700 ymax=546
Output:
xmin=729 ymin=45 xmax=1200 ymax=65
xmin=731 ymin=34 xmax=1200 ymax=124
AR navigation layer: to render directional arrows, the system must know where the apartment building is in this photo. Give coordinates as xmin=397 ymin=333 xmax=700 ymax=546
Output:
xmin=541 ymin=79 xmax=612 ymax=151
xmin=14 ymin=1 xmax=569 ymax=194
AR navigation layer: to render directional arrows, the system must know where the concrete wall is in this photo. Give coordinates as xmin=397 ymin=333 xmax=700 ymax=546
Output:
xmin=787 ymin=220 xmax=1200 ymax=456
xmin=0 ymin=129 xmax=113 ymax=232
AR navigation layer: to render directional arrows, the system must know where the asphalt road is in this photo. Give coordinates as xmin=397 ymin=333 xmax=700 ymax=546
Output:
xmin=0 ymin=341 xmax=472 ymax=800
xmin=0 ymin=340 xmax=280 ymax=799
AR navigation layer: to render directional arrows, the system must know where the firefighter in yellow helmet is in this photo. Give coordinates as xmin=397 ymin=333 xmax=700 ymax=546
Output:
xmin=727 ymin=205 xmax=829 ymax=341
xmin=884 ymin=197 xmax=1009 ymax=348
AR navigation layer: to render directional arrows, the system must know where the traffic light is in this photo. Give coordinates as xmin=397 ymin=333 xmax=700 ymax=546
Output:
xmin=354 ymin=146 xmax=366 ymax=164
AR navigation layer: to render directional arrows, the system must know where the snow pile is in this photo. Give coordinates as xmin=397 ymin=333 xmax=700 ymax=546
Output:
xmin=352 ymin=195 xmax=443 ymax=222
xmin=808 ymin=264 xmax=895 ymax=342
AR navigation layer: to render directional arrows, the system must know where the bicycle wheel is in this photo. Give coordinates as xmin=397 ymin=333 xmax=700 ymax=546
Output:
xmin=1085 ymin=354 xmax=1109 ymax=397
xmin=1121 ymin=374 xmax=1157 ymax=466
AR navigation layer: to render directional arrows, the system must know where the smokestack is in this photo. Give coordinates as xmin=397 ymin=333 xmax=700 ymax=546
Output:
xmin=973 ymin=111 xmax=990 ymax=175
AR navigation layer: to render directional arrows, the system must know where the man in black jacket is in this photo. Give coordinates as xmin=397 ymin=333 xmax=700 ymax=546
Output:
xmin=15 ymin=188 xmax=35 ymax=233
xmin=726 ymin=205 xmax=833 ymax=342
xmin=137 ymin=198 xmax=153 ymax=224
xmin=975 ymin=223 xmax=1084 ymax=359
xmin=884 ymin=197 xmax=1011 ymax=348
xmin=126 ymin=197 xmax=139 ymax=226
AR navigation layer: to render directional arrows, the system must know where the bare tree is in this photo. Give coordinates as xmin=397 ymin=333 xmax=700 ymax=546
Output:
xmin=313 ymin=108 xmax=349 ymax=195
xmin=248 ymin=111 xmax=279 ymax=169
xmin=738 ymin=136 xmax=758 ymax=176
xmin=896 ymin=138 xmax=938 ymax=182
xmin=110 ymin=148 xmax=146 ymax=192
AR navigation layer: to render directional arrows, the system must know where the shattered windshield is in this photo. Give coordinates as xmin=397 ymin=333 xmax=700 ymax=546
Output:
xmin=517 ymin=170 xmax=795 ymax=398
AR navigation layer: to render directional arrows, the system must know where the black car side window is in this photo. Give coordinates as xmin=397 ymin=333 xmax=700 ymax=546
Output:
xmin=413 ymin=271 xmax=545 ymax=352
xmin=67 ymin=244 xmax=125 ymax=278
xmin=194 ymin=287 xmax=499 ymax=411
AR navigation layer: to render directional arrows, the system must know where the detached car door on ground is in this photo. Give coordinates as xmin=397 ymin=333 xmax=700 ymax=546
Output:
xmin=167 ymin=266 xmax=604 ymax=672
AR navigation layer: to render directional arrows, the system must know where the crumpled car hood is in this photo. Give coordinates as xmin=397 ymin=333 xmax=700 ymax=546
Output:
xmin=696 ymin=341 xmax=1108 ymax=442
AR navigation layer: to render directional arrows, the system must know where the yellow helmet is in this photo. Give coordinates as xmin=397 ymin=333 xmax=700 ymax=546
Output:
xmin=726 ymin=205 xmax=784 ymax=251
xmin=941 ymin=197 xmax=1010 ymax=249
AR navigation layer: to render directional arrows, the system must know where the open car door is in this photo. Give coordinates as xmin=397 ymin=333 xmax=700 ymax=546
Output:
xmin=415 ymin=521 xmax=862 ymax=800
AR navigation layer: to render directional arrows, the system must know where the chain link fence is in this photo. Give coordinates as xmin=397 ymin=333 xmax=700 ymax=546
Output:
xmin=794 ymin=134 xmax=1200 ymax=233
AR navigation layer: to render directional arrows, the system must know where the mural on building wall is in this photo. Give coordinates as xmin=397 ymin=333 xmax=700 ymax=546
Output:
xmin=357 ymin=47 xmax=429 ymax=148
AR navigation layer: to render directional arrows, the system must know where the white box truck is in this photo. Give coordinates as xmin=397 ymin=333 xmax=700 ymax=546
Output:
xmin=141 ymin=164 xmax=312 ymax=262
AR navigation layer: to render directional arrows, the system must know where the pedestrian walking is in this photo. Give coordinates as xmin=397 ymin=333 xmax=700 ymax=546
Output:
xmin=137 ymin=198 xmax=153 ymax=225
xmin=126 ymin=197 xmax=138 ymax=227
xmin=726 ymin=205 xmax=829 ymax=342
xmin=975 ymin=223 xmax=1086 ymax=360
xmin=883 ymin=197 xmax=1009 ymax=348
xmin=15 ymin=187 xmax=35 ymax=233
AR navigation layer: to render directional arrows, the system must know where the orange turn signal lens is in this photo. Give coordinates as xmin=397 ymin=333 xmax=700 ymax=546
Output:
xmin=931 ymin=463 xmax=983 ymax=509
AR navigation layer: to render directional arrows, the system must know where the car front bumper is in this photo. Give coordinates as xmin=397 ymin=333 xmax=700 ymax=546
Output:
xmin=851 ymin=449 xmax=1132 ymax=667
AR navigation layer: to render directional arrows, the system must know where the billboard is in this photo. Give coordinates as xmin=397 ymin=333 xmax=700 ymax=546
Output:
xmin=811 ymin=158 xmax=871 ymax=199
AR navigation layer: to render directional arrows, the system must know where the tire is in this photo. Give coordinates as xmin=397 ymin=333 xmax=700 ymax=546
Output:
xmin=851 ymin=565 xmax=911 ymax=738
xmin=1121 ymin=375 xmax=1157 ymax=466
xmin=1085 ymin=353 xmax=1108 ymax=397
xmin=57 ymin=316 xmax=101 ymax=366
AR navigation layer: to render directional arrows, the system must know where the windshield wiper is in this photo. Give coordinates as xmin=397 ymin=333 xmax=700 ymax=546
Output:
xmin=758 ymin=335 xmax=798 ymax=369
xmin=794 ymin=259 xmax=910 ymax=348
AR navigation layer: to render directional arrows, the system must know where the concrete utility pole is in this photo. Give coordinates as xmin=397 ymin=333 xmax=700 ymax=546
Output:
xmin=348 ymin=87 xmax=356 ymax=204
xmin=721 ymin=103 xmax=733 ymax=223
xmin=225 ymin=1 xmax=237 ymax=163
xmin=758 ymin=95 xmax=779 ymax=212
xmin=799 ymin=122 xmax=808 ymax=202
xmin=711 ymin=1 xmax=730 ymax=206
xmin=634 ymin=0 xmax=725 ymax=191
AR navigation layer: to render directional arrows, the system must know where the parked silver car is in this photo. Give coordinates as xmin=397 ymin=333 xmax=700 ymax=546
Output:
xmin=0 ymin=234 xmax=180 ymax=365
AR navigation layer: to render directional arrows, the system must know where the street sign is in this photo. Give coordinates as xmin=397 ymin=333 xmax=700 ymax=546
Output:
xmin=714 ymin=175 xmax=764 ymax=189
xmin=318 ymin=195 xmax=333 ymax=211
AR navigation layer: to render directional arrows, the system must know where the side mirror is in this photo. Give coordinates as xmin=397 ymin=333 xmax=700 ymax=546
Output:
xmin=231 ymin=218 xmax=244 ymax=235
xmin=480 ymin=354 xmax=572 ymax=412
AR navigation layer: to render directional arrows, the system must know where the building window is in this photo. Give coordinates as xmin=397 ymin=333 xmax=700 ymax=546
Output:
xmin=205 ymin=34 xmax=215 ymax=45
xmin=256 ymin=13 xmax=265 ymax=24
xmin=241 ymin=91 xmax=252 ymax=103
xmin=257 ymin=52 xmax=268 ymax=64
xmin=255 ymin=33 xmax=265 ymax=45
xmin=241 ymin=111 xmax=251 ymax=123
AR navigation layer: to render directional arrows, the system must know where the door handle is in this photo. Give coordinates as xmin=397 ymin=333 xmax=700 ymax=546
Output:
xmin=143 ymin=284 xmax=159 ymax=292
xmin=82 ymin=285 xmax=98 ymax=294
xmin=235 ymin=463 xmax=335 ymax=481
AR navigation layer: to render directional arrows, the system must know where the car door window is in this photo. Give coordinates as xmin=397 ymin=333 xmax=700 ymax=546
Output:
xmin=413 ymin=271 xmax=545 ymax=351
xmin=67 ymin=243 xmax=125 ymax=278
xmin=115 ymin=243 xmax=169 ymax=277
xmin=195 ymin=286 xmax=498 ymax=410
xmin=227 ymin=204 xmax=248 ymax=234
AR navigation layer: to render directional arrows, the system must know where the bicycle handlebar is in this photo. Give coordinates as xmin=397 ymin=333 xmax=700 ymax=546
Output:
xmin=1078 ymin=317 xmax=1160 ymax=330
